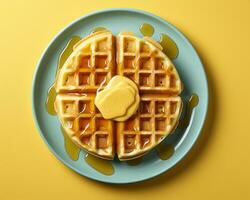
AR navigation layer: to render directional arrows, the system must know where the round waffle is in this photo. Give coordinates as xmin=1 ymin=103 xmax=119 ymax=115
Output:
xmin=54 ymin=30 xmax=182 ymax=160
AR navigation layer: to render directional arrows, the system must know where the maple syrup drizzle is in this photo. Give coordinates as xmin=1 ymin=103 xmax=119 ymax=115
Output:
xmin=85 ymin=154 xmax=114 ymax=175
xmin=91 ymin=27 xmax=108 ymax=34
xmin=61 ymin=126 xmax=80 ymax=161
xmin=179 ymin=94 xmax=199 ymax=128
xmin=140 ymin=23 xmax=154 ymax=37
xmin=155 ymin=143 xmax=175 ymax=160
xmin=159 ymin=33 xmax=179 ymax=60
xmin=127 ymin=157 xmax=143 ymax=166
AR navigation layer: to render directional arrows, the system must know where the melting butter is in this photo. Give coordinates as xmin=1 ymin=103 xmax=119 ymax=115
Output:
xmin=95 ymin=76 xmax=140 ymax=121
xmin=95 ymin=85 xmax=135 ymax=119
xmin=108 ymin=76 xmax=140 ymax=121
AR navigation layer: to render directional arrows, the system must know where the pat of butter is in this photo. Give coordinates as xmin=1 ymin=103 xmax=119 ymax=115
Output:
xmin=95 ymin=82 xmax=135 ymax=105
xmin=96 ymin=86 xmax=135 ymax=119
xmin=95 ymin=75 xmax=140 ymax=121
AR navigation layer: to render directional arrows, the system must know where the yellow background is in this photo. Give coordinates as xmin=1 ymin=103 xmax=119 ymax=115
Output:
xmin=1 ymin=0 xmax=250 ymax=199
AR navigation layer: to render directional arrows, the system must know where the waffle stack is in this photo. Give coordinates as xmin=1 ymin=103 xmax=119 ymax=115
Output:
xmin=54 ymin=30 xmax=182 ymax=160
xmin=54 ymin=30 xmax=116 ymax=159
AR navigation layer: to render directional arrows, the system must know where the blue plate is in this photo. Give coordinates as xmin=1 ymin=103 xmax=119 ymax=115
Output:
xmin=32 ymin=8 xmax=208 ymax=184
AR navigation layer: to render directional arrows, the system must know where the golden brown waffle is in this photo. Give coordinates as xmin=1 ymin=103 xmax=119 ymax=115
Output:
xmin=117 ymin=95 xmax=182 ymax=160
xmin=54 ymin=94 xmax=114 ymax=159
xmin=54 ymin=31 xmax=115 ymax=159
xmin=116 ymin=33 xmax=183 ymax=160
xmin=55 ymin=30 xmax=115 ymax=93
xmin=117 ymin=33 xmax=182 ymax=94
xmin=54 ymin=31 xmax=183 ymax=161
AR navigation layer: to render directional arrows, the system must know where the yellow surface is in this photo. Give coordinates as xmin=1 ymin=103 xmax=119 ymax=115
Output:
xmin=95 ymin=75 xmax=139 ymax=121
xmin=0 ymin=0 xmax=250 ymax=199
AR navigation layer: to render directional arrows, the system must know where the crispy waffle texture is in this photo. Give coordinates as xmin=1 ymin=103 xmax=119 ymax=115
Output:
xmin=54 ymin=31 xmax=115 ymax=159
xmin=116 ymin=33 xmax=183 ymax=160
xmin=117 ymin=95 xmax=182 ymax=160
xmin=117 ymin=33 xmax=182 ymax=94
xmin=54 ymin=31 xmax=182 ymax=160
xmin=55 ymin=30 xmax=115 ymax=93
xmin=55 ymin=94 xmax=114 ymax=159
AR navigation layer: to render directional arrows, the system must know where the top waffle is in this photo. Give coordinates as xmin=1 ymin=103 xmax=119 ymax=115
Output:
xmin=54 ymin=30 xmax=183 ymax=161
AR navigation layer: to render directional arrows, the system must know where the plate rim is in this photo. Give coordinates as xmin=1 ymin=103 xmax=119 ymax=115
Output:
xmin=32 ymin=8 xmax=209 ymax=184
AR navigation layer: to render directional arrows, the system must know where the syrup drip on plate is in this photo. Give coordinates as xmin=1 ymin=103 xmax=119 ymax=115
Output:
xmin=179 ymin=94 xmax=199 ymax=128
xmin=139 ymin=23 xmax=179 ymax=60
xmin=61 ymin=126 xmax=80 ymax=161
xmin=127 ymin=157 xmax=143 ymax=166
xmin=140 ymin=23 xmax=154 ymax=37
xmin=46 ymin=36 xmax=81 ymax=116
xmin=85 ymin=153 xmax=114 ymax=175
xmin=46 ymin=85 xmax=57 ymax=115
xmin=155 ymin=143 xmax=175 ymax=160
xmin=57 ymin=36 xmax=81 ymax=72
xmin=159 ymin=33 xmax=179 ymax=60
xmin=91 ymin=27 xmax=108 ymax=34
